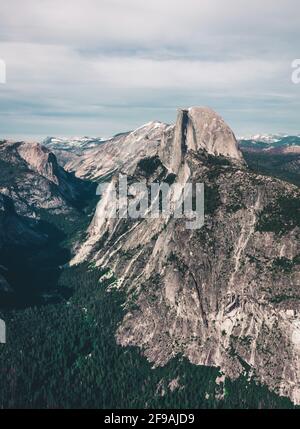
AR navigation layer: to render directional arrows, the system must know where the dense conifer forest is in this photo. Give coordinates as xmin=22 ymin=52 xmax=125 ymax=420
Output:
xmin=0 ymin=263 xmax=295 ymax=408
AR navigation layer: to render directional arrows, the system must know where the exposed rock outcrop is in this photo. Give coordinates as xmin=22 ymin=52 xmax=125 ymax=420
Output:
xmin=62 ymin=109 xmax=244 ymax=181
xmin=71 ymin=107 xmax=300 ymax=404
xmin=160 ymin=107 xmax=244 ymax=174
xmin=0 ymin=140 xmax=90 ymax=217
xmin=62 ymin=122 xmax=170 ymax=180
xmin=0 ymin=140 xmax=95 ymax=301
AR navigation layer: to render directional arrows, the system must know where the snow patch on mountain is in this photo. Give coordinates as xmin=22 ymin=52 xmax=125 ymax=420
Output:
xmin=43 ymin=136 xmax=109 ymax=151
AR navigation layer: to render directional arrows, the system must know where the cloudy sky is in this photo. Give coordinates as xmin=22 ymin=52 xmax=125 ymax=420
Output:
xmin=0 ymin=0 xmax=299 ymax=139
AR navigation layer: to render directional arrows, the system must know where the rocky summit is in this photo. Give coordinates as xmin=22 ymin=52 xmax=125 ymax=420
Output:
xmin=72 ymin=107 xmax=300 ymax=404
xmin=159 ymin=107 xmax=244 ymax=175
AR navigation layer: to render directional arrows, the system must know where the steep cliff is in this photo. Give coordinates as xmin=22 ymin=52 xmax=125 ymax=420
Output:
xmin=159 ymin=107 xmax=244 ymax=174
xmin=62 ymin=122 xmax=170 ymax=180
xmin=0 ymin=140 xmax=91 ymax=217
xmin=0 ymin=140 xmax=95 ymax=303
xmin=72 ymin=107 xmax=300 ymax=404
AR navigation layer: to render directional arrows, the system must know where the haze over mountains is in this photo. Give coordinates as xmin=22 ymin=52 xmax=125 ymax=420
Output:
xmin=0 ymin=107 xmax=299 ymax=407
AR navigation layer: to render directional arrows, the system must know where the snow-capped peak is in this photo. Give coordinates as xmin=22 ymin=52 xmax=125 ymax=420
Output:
xmin=239 ymin=134 xmax=290 ymax=144
xmin=42 ymin=136 xmax=108 ymax=151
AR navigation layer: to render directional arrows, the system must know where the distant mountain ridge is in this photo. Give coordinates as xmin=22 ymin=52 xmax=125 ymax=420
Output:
xmin=239 ymin=135 xmax=300 ymax=155
xmin=43 ymin=136 xmax=108 ymax=151
xmin=239 ymin=134 xmax=298 ymax=144
xmin=43 ymin=132 xmax=300 ymax=161
xmin=42 ymin=136 xmax=109 ymax=167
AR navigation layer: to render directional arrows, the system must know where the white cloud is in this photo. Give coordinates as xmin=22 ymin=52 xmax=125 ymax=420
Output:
xmin=0 ymin=0 xmax=299 ymax=137
xmin=0 ymin=0 xmax=299 ymax=52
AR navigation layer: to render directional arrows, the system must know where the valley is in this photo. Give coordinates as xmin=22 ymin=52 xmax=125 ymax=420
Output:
xmin=0 ymin=109 xmax=299 ymax=408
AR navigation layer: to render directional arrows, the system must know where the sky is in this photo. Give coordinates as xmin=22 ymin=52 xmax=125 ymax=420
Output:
xmin=0 ymin=0 xmax=299 ymax=139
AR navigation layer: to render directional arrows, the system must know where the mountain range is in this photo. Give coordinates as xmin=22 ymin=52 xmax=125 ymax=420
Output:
xmin=69 ymin=107 xmax=300 ymax=404
xmin=0 ymin=108 xmax=299 ymax=408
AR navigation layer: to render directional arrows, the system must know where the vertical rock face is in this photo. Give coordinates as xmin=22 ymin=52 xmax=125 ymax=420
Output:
xmin=160 ymin=107 xmax=244 ymax=175
xmin=62 ymin=108 xmax=243 ymax=181
xmin=186 ymin=107 xmax=244 ymax=162
xmin=72 ymin=107 xmax=300 ymax=404
xmin=0 ymin=141 xmax=96 ymax=300
xmin=159 ymin=110 xmax=187 ymax=175
xmin=0 ymin=140 xmax=90 ymax=217
xmin=17 ymin=142 xmax=61 ymax=185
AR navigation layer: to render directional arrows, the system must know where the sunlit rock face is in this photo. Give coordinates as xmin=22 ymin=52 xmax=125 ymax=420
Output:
xmin=63 ymin=121 xmax=169 ymax=180
xmin=71 ymin=107 xmax=300 ymax=404
xmin=185 ymin=107 xmax=244 ymax=162
xmin=0 ymin=139 xmax=95 ymax=298
xmin=160 ymin=107 xmax=244 ymax=175
xmin=17 ymin=142 xmax=61 ymax=185
xmin=0 ymin=140 xmax=88 ymax=217
xmin=63 ymin=108 xmax=244 ymax=181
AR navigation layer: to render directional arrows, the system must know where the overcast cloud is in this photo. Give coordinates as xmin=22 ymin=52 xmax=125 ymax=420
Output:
xmin=0 ymin=0 xmax=299 ymax=138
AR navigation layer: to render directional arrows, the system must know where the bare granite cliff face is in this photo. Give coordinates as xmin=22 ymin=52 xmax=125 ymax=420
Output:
xmin=160 ymin=107 xmax=244 ymax=174
xmin=63 ymin=122 xmax=170 ymax=180
xmin=62 ymin=109 xmax=244 ymax=181
xmin=72 ymin=107 xmax=300 ymax=404
xmin=0 ymin=140 xmax=89 ymax=217
xmin=17 ymin=142 xmax=62 ymax=185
